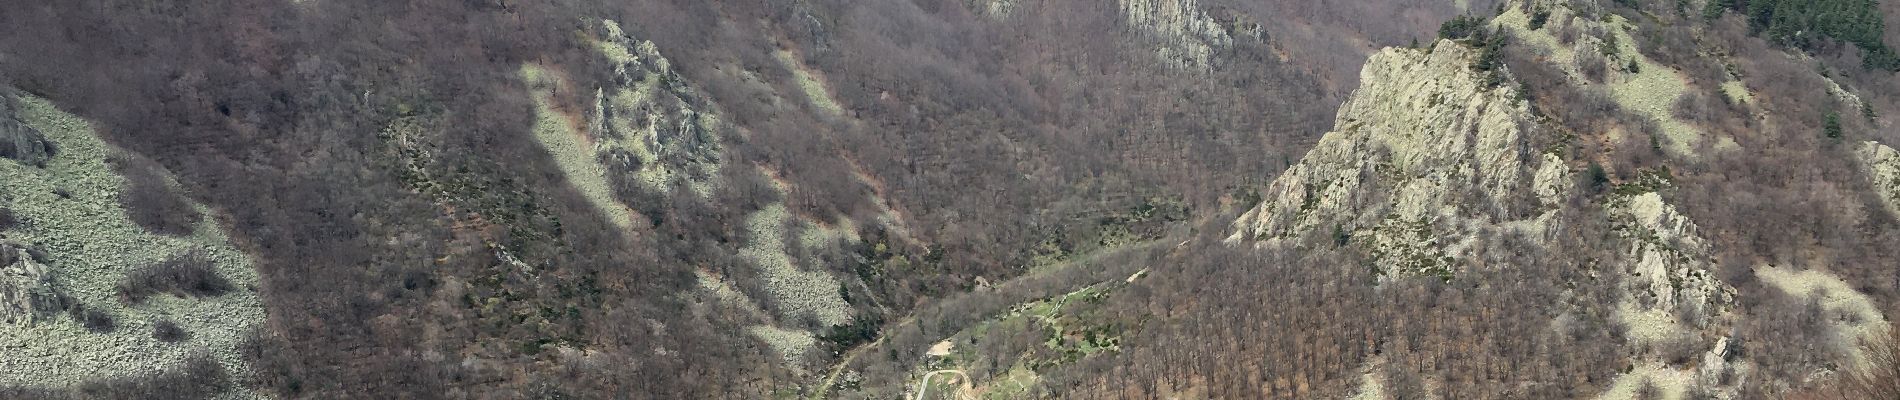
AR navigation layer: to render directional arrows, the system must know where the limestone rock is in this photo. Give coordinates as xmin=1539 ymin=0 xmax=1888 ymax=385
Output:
xmin=1608 ymin=191 xmax=1731 ymax=329
xmin=0 ymin=240 xmax=59 ymax=325
xmin=1227 ymin=40 xmax=1556 ymax=275
xmin=1856 ymin=141 xmax=1900 ymax=216
xmin=1118 ymin=0 xmax=1248 ymax=71
xmin=1225 ymin=25 xmax=1744 ymax=396
xmin=0 ymin=99 xmax=55 ymax=167
xmin=590 ymin=19 xmax=724 ymax=196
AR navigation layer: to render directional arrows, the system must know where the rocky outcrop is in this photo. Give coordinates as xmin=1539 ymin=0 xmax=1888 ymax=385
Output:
xmin=0 ymin=240 xmax=59 ymax=325
xmin=517 ymin=19 xmax=728 ymax=229
xmin=1857 ymin=141 xmax=1900 ymax=216
xmin=591 ymin=19 xmax=724 ymax=197
xmin=0 ymin=98 xmax=55 ymax=167
xmin=1228 ymin=40 xmax=1561 ymax=277
xmin=1228 ymin=34 xmax=1743 ymax=396
xmin=1118 ymin=0 xmax=1242 ymax=71
xmin=1606 ymin=188 xmax=1732 ymax=341
xmin=1225 ymin=36 xmax=1731 ymax=315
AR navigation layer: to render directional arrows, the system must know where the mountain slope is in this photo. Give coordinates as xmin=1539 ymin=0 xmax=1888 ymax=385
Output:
xmin=0 ymin=0 xmax=1897 ymax=398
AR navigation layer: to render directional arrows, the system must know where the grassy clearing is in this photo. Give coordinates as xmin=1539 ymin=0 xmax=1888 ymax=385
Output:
xmin=979 ymin=366 xmax=1037 ymax=399
xmin=1614 ymin=301 xmax=1691 ymax=347
xmin=1348 ymin=357 xmax=1386 ymax=400
xmin=1719 ymin=80 xmax=1752 ymax=104
xmin=0 ymin=95 xmax=262 ymax=396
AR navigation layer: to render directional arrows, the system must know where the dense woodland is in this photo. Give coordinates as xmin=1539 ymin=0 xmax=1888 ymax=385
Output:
xmin=0 ymin=0 xmax=1896 ymax=398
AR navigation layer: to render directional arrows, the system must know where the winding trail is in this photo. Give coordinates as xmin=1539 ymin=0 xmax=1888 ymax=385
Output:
xmin=811 ymin=313 xmax=919 ymax=399
xmin=808 ymin=239 xmax=1171 ymax=399
xmin=913 ymin=369 xmax=972 ymax=400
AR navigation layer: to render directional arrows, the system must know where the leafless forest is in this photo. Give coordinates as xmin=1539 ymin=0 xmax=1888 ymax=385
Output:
xmin=1 ymin=0 xmax=1897 ymax=398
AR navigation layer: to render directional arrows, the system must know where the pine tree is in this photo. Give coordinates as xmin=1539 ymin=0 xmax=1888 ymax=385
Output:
xmin=1824 ymin=111 xmax=1844 ymax=139
xmin=1703 ymin=0 xmax=1733 ymax=20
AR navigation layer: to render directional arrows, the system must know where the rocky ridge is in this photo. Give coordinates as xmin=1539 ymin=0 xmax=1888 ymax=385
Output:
xmin=1227 ymin=39 xmax=1561 ymax=275
xmin=1227 ymin=35 xmax=1744 ymax=398
xmin=1118 ymin=0 xmax=1260 ymax=71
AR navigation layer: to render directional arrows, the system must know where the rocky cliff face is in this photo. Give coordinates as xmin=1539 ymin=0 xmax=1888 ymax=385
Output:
xmin=1859 ymin=141 xmax=1900 ymax=216
xmin=1118 ymin=0 xmax=1263 ymax=71
xmin=0 ymin=98 xmax=54 ymax=168
xmin=1227 ymin=36 xmax=1746 ymax=397
xmin=1228 ymin=40 xmax=1561 ymax=277
xmin=0 ymin=240 xmax=55 ymax=325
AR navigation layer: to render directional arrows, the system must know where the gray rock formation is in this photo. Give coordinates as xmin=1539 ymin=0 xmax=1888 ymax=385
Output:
xmin=1227 ymin=35 xmax=1744 ymax=397
xmin=1857 ymin=141 xmax=1900 ymax=216
xmin=1227 ymin=40 xmax=1561 ymax=277
xmin=0 ymin=98 xmax=56 ymax=167
xmin=591 ymin=20 xmax=725 ymax=195
xmin=0 ymin=240 xmax=59 ymax=325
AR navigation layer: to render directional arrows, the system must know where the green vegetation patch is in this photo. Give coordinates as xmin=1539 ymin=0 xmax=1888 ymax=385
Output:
xmin=1610 ymin=167 xmax=1675 ymax=199
xmin=913 ymin=282 xmax=1133 ymax=396
xmin=1709 ymin=0 xmax=1898 ymax=70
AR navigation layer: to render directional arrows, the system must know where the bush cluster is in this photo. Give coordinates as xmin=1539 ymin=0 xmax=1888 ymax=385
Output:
xmin=112 ymin=155 xmax=202 ymax=237
xmin=115 ymin=251 xmax=234 ymax=304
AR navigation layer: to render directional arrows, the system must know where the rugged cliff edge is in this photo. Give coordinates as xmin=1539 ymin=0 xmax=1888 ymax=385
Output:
xmin=1859 ymin=141 xmax=1900 ymax=216
xmin=1226 ymin=38 xmax=1757 ymax=398
xmin=1229 ymin=40 xmax=1564 ymax=277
